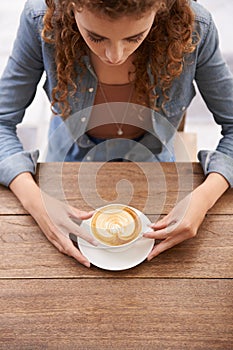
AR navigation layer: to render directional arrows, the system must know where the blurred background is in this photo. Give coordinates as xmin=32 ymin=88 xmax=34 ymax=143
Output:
xmin=0 ymin=0 xmax=233 ymax=161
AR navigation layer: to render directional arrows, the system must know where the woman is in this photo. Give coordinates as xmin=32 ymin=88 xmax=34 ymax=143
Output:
xmin=0 ymin=0 xmax=232 ymax=267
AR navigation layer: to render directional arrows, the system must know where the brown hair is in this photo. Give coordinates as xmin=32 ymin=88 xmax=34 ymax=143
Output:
xmin=42 ymin=0 xmax=197 ymax=118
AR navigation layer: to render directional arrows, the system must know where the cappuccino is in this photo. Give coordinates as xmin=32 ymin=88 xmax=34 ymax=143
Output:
xmin=91 ymin=204 xmax=142 ymax=246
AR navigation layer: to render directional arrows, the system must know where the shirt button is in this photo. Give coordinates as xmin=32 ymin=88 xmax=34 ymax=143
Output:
xmin=182 ymin=106 xmax=186 ymax=111
xmin=81 ymin=117 xmax=86 ymax=122
xmin=86 ymin=156 xmax=92 ymax=161
xmin=88 ymin=87 xmax=94 ymax=93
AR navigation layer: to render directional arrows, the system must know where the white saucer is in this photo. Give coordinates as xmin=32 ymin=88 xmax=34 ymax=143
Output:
xmin=78 ymin=208 xmax=155 ymax=271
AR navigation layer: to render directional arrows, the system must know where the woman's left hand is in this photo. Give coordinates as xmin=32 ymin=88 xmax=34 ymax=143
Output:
xmin=144 ymin=188 xmax=209 ymax=261
xmin=144 ymin=172 xmax=229 ymax=261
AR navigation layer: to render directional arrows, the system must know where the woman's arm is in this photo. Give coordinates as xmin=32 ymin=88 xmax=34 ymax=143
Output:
xmin=194 ymin=5 xmax=233 ymax=187
xmin=144 ymin=5 xmax=233 ymax=260
xmin=9 ymin=172 xmax=96 ymax=267
xmin=144 ymin=172 xmax=229 ymax=260
xmin=0 ymin=0 xmax=44 ymax=187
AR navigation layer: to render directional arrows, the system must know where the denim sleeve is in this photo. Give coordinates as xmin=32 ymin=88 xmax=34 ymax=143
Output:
xmin=0 ymin=0 xmax=44 ymax=187
xmin=195 ymin=11 xmax=233 ymax=187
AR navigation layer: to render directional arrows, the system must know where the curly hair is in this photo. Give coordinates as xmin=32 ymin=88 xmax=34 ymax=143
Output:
xmin=42 ymin=0 xmax=197 ymax=118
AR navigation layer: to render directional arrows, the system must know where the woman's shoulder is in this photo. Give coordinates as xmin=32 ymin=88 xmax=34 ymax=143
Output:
xmin=18 ymin=0 xmax=48 ymax=40
xmin=190 ymin=0 xmax=218 ymax=47
xmin=190 ymin=1 xmax=213 ymax=27
xmin=24 ymin=0 xmax=47 ymax=18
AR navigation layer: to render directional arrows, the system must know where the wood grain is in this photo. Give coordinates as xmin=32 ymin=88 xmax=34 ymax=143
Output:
xmin=0 ymin=279 xmax=232 ymax=350
xmin=1 ymin=162 xmax=233 ymax=215
xmin=0 ymin=214 xmax=232 ymax=279
xmin=0 ymin=162 xmax=232 ymax=349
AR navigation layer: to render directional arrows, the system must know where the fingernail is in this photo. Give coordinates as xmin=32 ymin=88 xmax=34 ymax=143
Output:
xmin=143 ymin=232 xmax=152 ymax=237
xmin=84 ymin=261 xmax=91 ymax=268
xmin=92 ymin=240 xmax=99 ymax=246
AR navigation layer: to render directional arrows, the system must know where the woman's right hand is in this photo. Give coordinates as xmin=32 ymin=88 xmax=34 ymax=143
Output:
xmin=10 ymin=173 xmax=96 ymax=267
xmin=31 ymin=191 xmax=97 ymax=267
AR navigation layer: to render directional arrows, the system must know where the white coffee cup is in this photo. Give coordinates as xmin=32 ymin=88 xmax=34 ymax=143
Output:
xmin=90 ymin=204 xmax=143 ymax=252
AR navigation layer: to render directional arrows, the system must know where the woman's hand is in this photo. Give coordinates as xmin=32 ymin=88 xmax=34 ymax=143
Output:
xmin=144 ymin=190 xmax=207 ymax=260
xmin=30 ymin=191 xmax=96 ymax=267
xmin=10 ymin=172 xmax=96 ymax=267
xmin=144 ymin=173 xmax=229 ymax=261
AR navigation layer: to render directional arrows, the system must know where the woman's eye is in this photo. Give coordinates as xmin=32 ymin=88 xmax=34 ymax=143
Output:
xmin=127 ymin=35 xmax=143 ymax=43
xmin=88 ymin=34 xmax=105 ymax=43
xmin=87 ymin=34 xmax=144 ymax=44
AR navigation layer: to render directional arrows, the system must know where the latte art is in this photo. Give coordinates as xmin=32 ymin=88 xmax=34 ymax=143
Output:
xmin=91 ymin=205 xmax=142 ymax=246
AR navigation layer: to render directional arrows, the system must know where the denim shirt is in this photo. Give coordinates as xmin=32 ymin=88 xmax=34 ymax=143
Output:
xmin=1 ymin=0 xmax=233 ymax=187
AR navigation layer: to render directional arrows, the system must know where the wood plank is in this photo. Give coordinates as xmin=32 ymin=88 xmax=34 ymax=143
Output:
xmin=0 ymin=214 xmax=232 ymax=279
xmin=1 ymin=163 xmax=233 ymax=215
xmin=0 ymin=279 xmax=232 ymax=349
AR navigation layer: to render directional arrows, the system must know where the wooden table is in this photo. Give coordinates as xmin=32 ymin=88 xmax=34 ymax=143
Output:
xmin=0 ymin=162 xmax=232 ymax=349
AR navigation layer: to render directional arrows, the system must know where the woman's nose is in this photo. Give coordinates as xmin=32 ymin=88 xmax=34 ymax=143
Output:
xmin=105 ymin=43 xmax=124 ymax=64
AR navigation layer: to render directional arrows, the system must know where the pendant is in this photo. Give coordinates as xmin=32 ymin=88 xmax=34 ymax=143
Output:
xmin=117 ymin=128 xmax=123 ymax=136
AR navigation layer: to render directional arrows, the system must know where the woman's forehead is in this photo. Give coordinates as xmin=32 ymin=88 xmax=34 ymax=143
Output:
xmin=75 ymin=8 xmax=156 ymax=35
xmin=73 ymin=0 xmax=162 ymax=16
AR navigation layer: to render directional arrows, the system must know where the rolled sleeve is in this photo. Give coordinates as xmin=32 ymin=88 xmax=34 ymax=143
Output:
xmin=0 ymin=150 xmax=39 ymax=187
xmin=198 ymin=149 xmax=233 ymax=187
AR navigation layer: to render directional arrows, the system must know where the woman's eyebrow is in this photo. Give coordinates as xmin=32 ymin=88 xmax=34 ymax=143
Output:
xmin=84 ymin=28 xmax=149 ymax=40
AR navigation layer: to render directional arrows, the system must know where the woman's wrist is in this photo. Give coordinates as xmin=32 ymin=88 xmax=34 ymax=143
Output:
xmin=194 ymin=172 xmax=229 ymax=211
xmin=9 ymin=172 xmax=41 ymax=212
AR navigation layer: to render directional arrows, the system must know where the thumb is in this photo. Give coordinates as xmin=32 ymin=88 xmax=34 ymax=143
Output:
xmin=79 ymin=210 xmax=95 ymax=220
xmin=149 ymin=216 xmax=168 ymax=230
xmin=69 ymin=207 xmax=95 ymax=220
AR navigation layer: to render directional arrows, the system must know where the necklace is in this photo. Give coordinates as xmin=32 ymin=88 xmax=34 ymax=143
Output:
xmin=98 ymin=82 xmax=134 ymax=136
